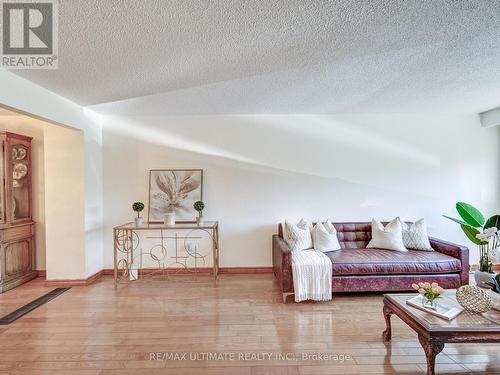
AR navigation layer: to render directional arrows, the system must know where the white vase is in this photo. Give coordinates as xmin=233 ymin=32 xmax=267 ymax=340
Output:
xmin=421 ymin=296 xmax=438 ymax=310
xmin=134 ymin=217 xmax=144 ymax=227
xmin=486 ymin=289 xmax=500 ymax=310
xmin=163 ymin=212 xmax=175 ymax=226
xmin=196 ymin=216 xmax=204 ymax=226
xmin=474 ymin=270 xmax=495 ymax=288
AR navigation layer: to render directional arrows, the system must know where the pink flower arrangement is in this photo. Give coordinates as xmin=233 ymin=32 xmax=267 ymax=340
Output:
xmin=412 ymin=282 xmax=444 ymax=303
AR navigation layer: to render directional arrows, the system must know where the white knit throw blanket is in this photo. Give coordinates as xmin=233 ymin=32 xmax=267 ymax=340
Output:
xmin=291 ymin=249 xmax=332 ymax=302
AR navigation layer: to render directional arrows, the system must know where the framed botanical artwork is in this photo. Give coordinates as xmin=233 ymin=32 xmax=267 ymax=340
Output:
xmin=148 ymin=169 xmax=203 ymax=223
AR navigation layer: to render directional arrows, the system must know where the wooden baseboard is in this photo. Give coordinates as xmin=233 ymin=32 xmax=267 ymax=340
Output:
xmin=44 ymin=270 xmax=104 ymax=287
xmin=102 ymin=268 xmax=214 ymax=276
xmin=37 ymin=270 xmax=46 ymax=278
xmin=219 ymin=267 xmax=273 ymax=274
xmin=0 ymin=271 xmax=38 ymax=293
xmin=103 ymin=267 xmax=273 ymax=275
xmin=39 ymin=267 xmax=273 ymax=287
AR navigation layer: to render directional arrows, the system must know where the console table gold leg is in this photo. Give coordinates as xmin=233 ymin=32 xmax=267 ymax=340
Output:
xmin=212 ymin=227 xmax=217 ymax=280
xmin=212 ymin=225 xmax=219 ymax=280
xmin=217 ymin=226 xmax=219 ymax=277
xmin=113 ymin=228 xmax=117 ymax=290
xmin=129 ymin=230 xmax=135 ymax=280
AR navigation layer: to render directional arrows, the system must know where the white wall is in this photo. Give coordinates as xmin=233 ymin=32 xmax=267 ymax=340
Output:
xmin=83 ymin=111 xmax=103 ymax=277
xmin=0 ymin=116 xmax=46 ymax=270
xmin=101 ymin=114 xmax=500 ymax=268
xmin=0 ymin=70 xmax=103 ymax=279
xmin=44 ymin=125 xmax=86 ymax=279
xmin=2 ymin=67 xmax=499 ymax=274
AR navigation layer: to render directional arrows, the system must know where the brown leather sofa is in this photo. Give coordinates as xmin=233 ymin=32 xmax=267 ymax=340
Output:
xmin=272 ymin=222 xmax=469 ymax=303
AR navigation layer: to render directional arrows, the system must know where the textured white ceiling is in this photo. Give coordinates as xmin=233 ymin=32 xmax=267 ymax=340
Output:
xmin=11 ymin=0 xmax=500 ymax=114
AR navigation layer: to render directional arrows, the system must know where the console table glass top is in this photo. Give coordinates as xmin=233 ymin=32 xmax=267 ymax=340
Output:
xmin=115 ymin=221 xmax=219 ymax=230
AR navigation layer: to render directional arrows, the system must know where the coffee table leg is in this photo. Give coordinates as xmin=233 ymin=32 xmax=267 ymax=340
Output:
xmin=418 ymin=335 xmax=444 ymax=375
xmin=382 ymin=305 xmax=393 ymax=342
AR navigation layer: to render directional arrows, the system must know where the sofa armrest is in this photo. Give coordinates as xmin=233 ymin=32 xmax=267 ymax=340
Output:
xmin=272 ymin=234 xmax=294 ymax=293
xmin=429 ymin=237 xmax=469 ymax=286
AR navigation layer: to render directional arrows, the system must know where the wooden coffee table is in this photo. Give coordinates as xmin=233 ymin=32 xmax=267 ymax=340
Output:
xmin=382 ymin=292 xmax=500 ymax=375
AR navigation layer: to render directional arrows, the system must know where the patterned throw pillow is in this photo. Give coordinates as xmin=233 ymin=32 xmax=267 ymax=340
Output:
xmin=284 ymin=219 xmax=313 ymax=252
xmin=398 ymin=217 xmax=433 ymax=251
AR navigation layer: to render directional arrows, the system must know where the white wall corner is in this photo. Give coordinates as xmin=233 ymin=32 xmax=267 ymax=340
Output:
xmin=43 ymin=125 xmax=87 ymax=280
xmin=480 ymin=106 xmax=500 ymax=128
xmin=83 ymin=109 xmax=104 ymax=277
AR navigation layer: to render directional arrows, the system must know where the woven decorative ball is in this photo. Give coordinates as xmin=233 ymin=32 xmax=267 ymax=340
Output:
xmin=456 ymin=285 xmax=493 ymax=313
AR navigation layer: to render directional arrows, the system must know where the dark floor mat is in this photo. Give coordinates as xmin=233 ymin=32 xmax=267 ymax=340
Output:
xmin=0 ymin=288 xmax=70 ymax=325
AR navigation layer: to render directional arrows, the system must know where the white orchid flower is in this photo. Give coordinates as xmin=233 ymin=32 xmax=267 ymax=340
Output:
xmin=489 ymin=246 xmax=500 ymax=263
xmin=484 ymin=227 xmax=497 ymax=236
xmin=476 ymin=233 xmax=489 ymax=241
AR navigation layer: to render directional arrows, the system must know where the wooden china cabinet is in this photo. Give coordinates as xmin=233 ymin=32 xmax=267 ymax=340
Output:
xmin=0 ymin=132 xmax=36 ymax=293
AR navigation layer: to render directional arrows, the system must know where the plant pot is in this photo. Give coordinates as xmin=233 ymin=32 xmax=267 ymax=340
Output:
xmin=163 ymin=212 xmax=175 ymax=226
xmin=474 ymin=270 xmax=496 ymax=289
xmin=134 ymin=217 xmax=144 ymax=227
xmin=196 ymin=216 xmax=204 ymax=226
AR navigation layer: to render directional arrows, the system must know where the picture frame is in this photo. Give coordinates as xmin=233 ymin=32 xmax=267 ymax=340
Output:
xmin=148 ymin=169 xmax=203 ymax=223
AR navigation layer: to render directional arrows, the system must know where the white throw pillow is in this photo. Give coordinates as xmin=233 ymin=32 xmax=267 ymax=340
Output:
xmin=398 ymin=217 xmax=433 ymax=251
xmin=313 ymin=220 xmax=341 ymax=252
xmin=367 ymin=218 xmax=407 ymax=252
xmin=284 ymin=219 xmax=313 ymax=252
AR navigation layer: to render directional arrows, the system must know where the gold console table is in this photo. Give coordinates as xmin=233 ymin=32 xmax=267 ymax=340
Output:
xmin=113 ymin=221 xmax=219 ymax=289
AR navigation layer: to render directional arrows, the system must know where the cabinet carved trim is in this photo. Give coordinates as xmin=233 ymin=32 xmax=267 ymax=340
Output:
xmin=5 ymin=238 xmax=32 ymax=276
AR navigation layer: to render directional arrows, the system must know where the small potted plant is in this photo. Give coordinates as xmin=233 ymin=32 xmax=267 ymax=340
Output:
xmin=132 ymin=202 xmax=145 ymax=226
xmin=412 ymin=282 xmax=444 ymax=310
xmin=193 ymin=200 xmax=205 ymax=225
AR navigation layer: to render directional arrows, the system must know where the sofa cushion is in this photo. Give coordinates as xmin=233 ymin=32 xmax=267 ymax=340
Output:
xmin=366 ymin=218 xmax=407 ymax=252
xmin=399 ymin=218 xmax=433 ymax=251
xmin=325 ymin=248 xmax=462 ymax=275
xmin=313 ymin=220 xmax=341 ymax=252
xmin=284 ymin=219 xmax=313 ymax=252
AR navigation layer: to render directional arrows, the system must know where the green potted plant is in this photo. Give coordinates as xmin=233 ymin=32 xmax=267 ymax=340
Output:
xmin=444 ymin=202 xmax=500 ymax=286
xmin=132 ymin=201 xmax=145 ymax=226
xmin=193 ymin=201 xmax=205 ymax=225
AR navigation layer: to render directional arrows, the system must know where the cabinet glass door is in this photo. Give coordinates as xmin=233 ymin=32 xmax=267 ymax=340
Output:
xmin=11 ymin=143 xmax=30 ymax=221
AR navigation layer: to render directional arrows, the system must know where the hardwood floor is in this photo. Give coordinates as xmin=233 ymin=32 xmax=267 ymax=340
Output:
xmin=0 ymin=274 xmax=498 ymax=375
